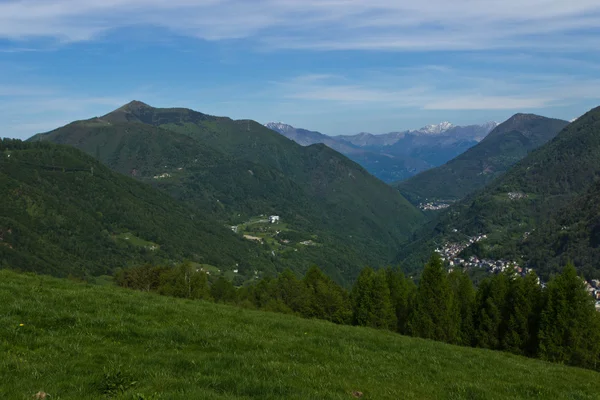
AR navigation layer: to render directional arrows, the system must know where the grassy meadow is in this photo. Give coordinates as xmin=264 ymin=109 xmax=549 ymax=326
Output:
xmin=1 ymin=270 xmax=599 ymax=400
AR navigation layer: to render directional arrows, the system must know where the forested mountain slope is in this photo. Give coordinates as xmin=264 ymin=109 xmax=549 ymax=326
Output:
xmin=0 ymin=139 xmax=273 ymax=278
xmin=397 ymin=106 xmax=600 ymax=278
xmin=30 ymin=101 xmax=423 ymax=281
xmin=396 ymin=114 xmax=568 ymax=203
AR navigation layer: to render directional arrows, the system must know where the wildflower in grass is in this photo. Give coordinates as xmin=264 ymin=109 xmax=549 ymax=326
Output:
xmin=19 ymin=323 xmax=24 ymax=327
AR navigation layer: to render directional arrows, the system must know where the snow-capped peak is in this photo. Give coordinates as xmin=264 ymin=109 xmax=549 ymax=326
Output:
xmin=417 ymin=121 xmax=454 ymax=134
xmin=264 ymin=122 xmax=296 ymax=134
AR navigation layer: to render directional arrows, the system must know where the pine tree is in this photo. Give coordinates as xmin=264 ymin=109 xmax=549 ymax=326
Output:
xmin=448 ymin=269 xmax=475 ymax=346
xmin=522 ymin=271 xmax=543 ymax=357
xmin=351 ymin=268 xmax=396 ymax=330
xmin=474 ymin=273 xmax=508 ymax=349
xmin=303 ymin=266 xmax=351 ymax=324
xmin=538 ymin=263 xmax=599 ymax=368
xmin=501 ymin=273 xmax=530 ymax=354
xmin=408 ymin=253 xmax=455 ymax=343
xmin=386 ymin=267 xmax=416 ymax=334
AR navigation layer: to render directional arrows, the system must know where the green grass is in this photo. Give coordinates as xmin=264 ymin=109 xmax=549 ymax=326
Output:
xmin=115 ymin=233 xmax=159 ymax=249
xmin=2 ymin=270 xmax=599 ymax=399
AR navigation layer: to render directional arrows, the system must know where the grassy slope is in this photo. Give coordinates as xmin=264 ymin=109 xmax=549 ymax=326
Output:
xmin=396 ymin=114 xmax=568 ymax=204
xmin=2 ymin=270 xmax=599 ymax=400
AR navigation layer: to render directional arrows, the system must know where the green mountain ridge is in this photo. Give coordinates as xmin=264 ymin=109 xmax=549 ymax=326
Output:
xmin=396 ymin=113 xmax=568 ymax=204
xmin=0 ymin=139 xmax=275 ymax=278
xmin=398 ymin=106 xmax=600 ymax=278
xmin=30 ymin=101 xmax=423 ymax=282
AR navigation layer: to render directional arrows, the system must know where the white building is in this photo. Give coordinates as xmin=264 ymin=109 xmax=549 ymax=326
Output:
xmin=269 ymin=215 xmax=280 ymax=223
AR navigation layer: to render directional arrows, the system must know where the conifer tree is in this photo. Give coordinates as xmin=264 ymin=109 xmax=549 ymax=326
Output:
xmin=474 ymin=272 xmax=508 ymax=349
xmin=351 ymin=268 xmax=396 ymax=330
xmin=408 ymin=253 xmax=455 ymax=343
xmin=448 ymin=269 xmax=475 ymax=346
xmin=538 ymin=263 xmax=599 ymax=368
xmin=303 ymin=266 xmax=351 ymax=324
xmin=501 ymin=273 xmax=530 ymax=354
xmin=386 ymin=267 xmax=416 ymax=334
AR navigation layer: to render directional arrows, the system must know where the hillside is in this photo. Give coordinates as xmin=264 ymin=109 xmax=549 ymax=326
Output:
xmin=397 ymin=106 xmax=600 ymax=278
xmin=396 ymin=114 xmax=568 ymax=204
xmin=30 ymin=101 xmax=423 ymax=282
xmin=0 ymin=139 xmax=274 ymax=278
xmin=266 ymin=122 xmax=497 ymax=183
xmin=2 ymin=269 xmax=599 ymax=400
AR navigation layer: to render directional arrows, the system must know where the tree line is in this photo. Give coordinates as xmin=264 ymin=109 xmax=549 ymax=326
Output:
xmin=115 ymin=254 xmax=600 ymax=371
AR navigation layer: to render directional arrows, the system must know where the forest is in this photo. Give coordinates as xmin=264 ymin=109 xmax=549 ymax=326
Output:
xmin=116 ymin=254 xmax=600 ymax=372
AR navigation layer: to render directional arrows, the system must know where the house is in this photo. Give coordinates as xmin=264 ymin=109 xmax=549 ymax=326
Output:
xmin=269 ymin=215 xmax=280 ymax=224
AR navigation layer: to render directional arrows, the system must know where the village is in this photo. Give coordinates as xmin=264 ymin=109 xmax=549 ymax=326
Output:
xmin=436 ymin=234 xmax=600 ymax=311
xmin=419 ymin=201 xmax=451 ymax=211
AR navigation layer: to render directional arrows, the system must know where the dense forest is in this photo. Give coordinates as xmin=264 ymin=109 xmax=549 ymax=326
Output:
xmin=116 ymin=255 xmax=600 ymax=372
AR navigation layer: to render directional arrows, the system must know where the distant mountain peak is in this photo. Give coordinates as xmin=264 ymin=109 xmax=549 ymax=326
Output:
xmin=417 ymin=121 xmax=454 ymax=134
xmin=119 ymin=100 xmax=153 ymax=111
xmin=264 ymin=122 xmax=296 ymax=134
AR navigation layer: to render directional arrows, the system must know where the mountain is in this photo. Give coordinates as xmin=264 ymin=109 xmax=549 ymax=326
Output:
xmin=30 ymin=101 xmax=423 ymax=283
xmin=396 ymin=114 xmax=568 ymax=204
xmin=0 ymin=139 xmax=275 ymax=278
xmin=397 ymin=106 xmax=600 ymax=278
xmin=265 ymin=121 xmax=498 ymax=183
xmin=264 ymin=122 xmax=361 ymax=153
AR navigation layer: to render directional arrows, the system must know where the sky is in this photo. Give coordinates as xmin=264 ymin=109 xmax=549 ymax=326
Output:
xmin=1 ymin=0 xmax=600 ymax=139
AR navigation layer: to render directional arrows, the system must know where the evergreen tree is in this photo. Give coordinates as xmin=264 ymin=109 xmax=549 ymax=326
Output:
xmin=386 ymin=267 xmax=416 ymax=334
xmin=538 ymin=263 xmax=599 ymax=369
xmin=522 ymin=271 xmax=543 ymax=356
xmin=303 ymin=266 xmax=351 ymax=324
xmin=351 ymin=268 xmax=396 ymax=330
xmin=408 ymin=253 xmax=456 ymax=343
xmin=474 ymin=273 xmax=508 ymax=349
xmin=501 ymin=273 xmax=530 ymax=354
xmin=448 ymin=269 xmax=475 ymax=346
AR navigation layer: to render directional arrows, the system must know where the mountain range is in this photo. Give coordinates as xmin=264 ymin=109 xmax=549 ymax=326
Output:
xmin=26 ymin=101 xmax=423 ymax=283
xmin=397 ymin=106 xmax=600 ymax=279
xmin=396 ymin=114 xmax=569 ymax=204
xmin=265 ymin=121 xmax=498 ymax=183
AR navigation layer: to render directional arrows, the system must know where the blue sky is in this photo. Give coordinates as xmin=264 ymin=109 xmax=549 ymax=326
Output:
xmin=1 ymin=0 xmax=600 ymax=139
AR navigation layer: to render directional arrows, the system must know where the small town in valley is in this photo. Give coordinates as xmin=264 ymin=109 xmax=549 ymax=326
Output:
xmin=437 ymin=234 xmax=600 ymax=310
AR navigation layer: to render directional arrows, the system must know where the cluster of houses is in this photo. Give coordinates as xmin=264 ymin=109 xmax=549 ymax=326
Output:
xmin=584 ymin=280 xmax=600 ymax=311
xmin=507 ymin=191 xmax=527 ymax=200
xmin=419 ymin=202 xmax=450 ymax=211
xmin=435 ymin=234 xmax=488 ymax=261
xmin=153 ymin=172 xmax=171 ymax=179
xmin=438 ymin=236 xmax=600 ymax=310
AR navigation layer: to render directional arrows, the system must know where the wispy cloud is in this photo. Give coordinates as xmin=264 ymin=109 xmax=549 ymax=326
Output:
xmin=271 ymin=67 xmax=600 ymax=111
xmin=0 ymin=0 xmax=599 ymax=51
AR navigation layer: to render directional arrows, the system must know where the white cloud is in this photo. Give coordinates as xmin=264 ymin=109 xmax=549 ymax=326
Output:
xmin=0 ymin=0 xmax=599 ymax=51
xmin=271 ymin=68 xmax=600 ymax=111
